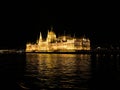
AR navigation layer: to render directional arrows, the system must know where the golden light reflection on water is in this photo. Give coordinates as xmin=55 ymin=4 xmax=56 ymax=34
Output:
xmin=26 ymin=53 xmax=91 ymax=78
xmin=25 ymin=53 xmax=91 ymax=88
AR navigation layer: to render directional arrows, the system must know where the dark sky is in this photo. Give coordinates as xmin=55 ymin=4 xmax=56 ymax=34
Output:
xmin=0 ymin=2 xmax=119 ymax=49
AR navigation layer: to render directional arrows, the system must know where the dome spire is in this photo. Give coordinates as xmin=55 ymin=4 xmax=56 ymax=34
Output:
xmin=50 ymin=26 xmax=53 ymax=31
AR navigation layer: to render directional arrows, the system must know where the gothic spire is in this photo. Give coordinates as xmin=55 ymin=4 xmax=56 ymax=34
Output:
xmin=38 ymin=32 xmax=42 ymax=44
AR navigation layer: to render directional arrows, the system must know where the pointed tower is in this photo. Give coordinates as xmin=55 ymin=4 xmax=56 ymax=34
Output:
xmin=39 ymin=32 xmax=42 ymax=41
xmin=38 ymin=32 xmax=42 ymax=45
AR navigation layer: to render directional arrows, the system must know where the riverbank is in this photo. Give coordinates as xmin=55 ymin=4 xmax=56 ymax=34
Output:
xmin=25 ymin=49 xmax=120 ymax=54
xmin=0 ymin=49 xmax=120 ymax=54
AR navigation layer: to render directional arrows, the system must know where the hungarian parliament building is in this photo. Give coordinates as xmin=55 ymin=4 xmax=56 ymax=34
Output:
xmin=26 ymin=27 xmax=91 ymax=52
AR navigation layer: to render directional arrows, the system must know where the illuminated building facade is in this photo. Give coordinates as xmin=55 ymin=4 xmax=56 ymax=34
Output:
xmin=26 ymin=27 xmax=90 ymax=52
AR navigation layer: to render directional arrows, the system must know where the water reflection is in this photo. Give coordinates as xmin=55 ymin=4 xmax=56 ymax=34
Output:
xmin=0 ymin=53 xmax=119 ymax=89
xmin=24 ymin=53 xmax=120 ymax=89
xmin=25 ymin=53 xmax=91 ymax=89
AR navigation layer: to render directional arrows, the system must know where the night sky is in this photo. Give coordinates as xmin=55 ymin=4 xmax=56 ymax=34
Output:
xmin=0 ymin=2 xmax=119 ymax=49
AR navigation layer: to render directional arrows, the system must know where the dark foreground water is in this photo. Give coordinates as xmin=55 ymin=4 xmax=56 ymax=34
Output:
xmin=0 ymin=53 xmax=120 ymax=90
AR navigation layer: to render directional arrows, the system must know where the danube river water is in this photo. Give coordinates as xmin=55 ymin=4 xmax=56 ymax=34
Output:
xmin=0 ymin=53 xmax=120 ymax=89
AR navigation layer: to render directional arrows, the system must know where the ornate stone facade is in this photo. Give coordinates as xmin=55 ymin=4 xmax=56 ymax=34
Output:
xmin=26 ymin=28 xmax=90 ymax=52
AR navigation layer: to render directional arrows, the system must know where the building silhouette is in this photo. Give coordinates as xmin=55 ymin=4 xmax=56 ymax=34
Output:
xmin=26 ymin=27 xmax=90 ymax=52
